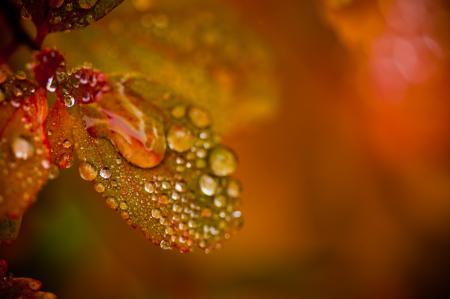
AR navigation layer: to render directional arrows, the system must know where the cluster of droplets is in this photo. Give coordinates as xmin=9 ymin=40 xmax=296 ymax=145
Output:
xmin=19 ymin=0 xmax=100 ymax=30
xmin=0 ymin=67 xmax=36 ymax=107
xmin=32 ymin=48 xmax=66 ymax=89
xmin=60 ymin=67 xmax=110 ymax=107
xmin=76 ymin=78 xmax=243 ymax=253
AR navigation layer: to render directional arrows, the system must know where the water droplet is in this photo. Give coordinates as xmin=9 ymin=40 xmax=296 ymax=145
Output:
xmin=48 ymin=165 xmax=60 ymax=180
xmin=106 ymin=197 xmax=118 ymax=209
xmin=62 ymin=139 xmax=72 ymax=148
xmin=78 ymin=161 xmax=97 ymax=181
xmin=46 ymin=77 xmax=56 ymax=92
xmin=94 ymin=183 xmax=105 ymax=193
xmin=167 ymin=125 xmax=194 ymax=152
xmin=78 ymin=0 xmax=98 ymax=9
xmin=209 ymin=146 xmax=237 ymax=176
xmin=160 ymin=239 xmax=171 ymax=250
xmin=171 ymin=105 xmax=186 ymax=118
xmin=174 ymin=181 xmax=187 ymax=192
xmin=119 ymin=201 xmax=128 ymax=210
xmin=11 ymin=136 xmax=34 ymax=160
xmin=188 ymin=106 xmax=211 ymax=128
xmin=214 ymin=195 xmax=226 ymax=208
xmin=151 ymin=208 xmax=161 ymax=219
xmin=99 ymin=167 xmax=112 ymax=179
xmin=199 ymin=174 xmax=217 ymax=196
xmin=63 ymin=95 xmax=75 ymax=107
xmin=144 ymin=182 xmax=155 ymax=193
xmin=227 ymin=179 xmax=241 ymax=198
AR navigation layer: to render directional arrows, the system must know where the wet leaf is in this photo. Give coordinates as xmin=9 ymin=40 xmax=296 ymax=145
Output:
xmin=47 ymin=98 xmax=74 ymax=169
xmin=0 ymin=69 xmax=50 ymax=219
xmin=0 ymin=216 xmax=22 ymax=244
xmin=17 ymin=0 xmax=124 ymax=43
xmin=0 ymin=259 xmax=56 ymax=299
xmin=45 ymin=0 xmax=279 ymax=133
xmin=69 ymin=73 xmax=243 ymax=253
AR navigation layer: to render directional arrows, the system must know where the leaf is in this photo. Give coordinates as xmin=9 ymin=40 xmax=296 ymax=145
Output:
xmin=0 ymin=259 xmax=56 ymax=299
xmin=0 ymin=216 xmax=22 ymax=244
xmin=17 ymin=0 xmax=124 ymax=43
xmin=45 ymin=0 xmax=279 ymax=133
xmin=47 ymin=98 xmax=74 ymax=169
xmin=0 ymin=69 xmax=50 ymax=219
xmin=67 ymin=72 xmax=243 ymax=253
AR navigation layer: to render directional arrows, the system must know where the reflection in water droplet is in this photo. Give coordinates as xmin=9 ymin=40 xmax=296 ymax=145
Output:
xmin=209 ymin=145 xmax=237 ymax=176
xmin=11 ymin=136 xmax=34 ymax=160
xmin=144 ymin=182 xmax=155 ymax=193
xmin=95 ymin=183 xmax=105 ymax=193
xmin=106 ymin=197 xmax=118 ymax=210
xmin=99 ymin=167 xmax=112 ymax=179
xmin=78 ymin=161 xmax=97 ymax=181
xmin=167 ymin=125 xmax=194 ymax=152
xmin=160 ymin=239 xmax=171 ymax=250
xmin=188 ymin=106 xmax=210 ymax=128
xmin=199 ymin=174 xmax=217 ymax=196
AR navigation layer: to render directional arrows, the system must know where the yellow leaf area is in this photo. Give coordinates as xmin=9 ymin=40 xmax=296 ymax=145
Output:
xmin=0 ymin=71 xmax=50 ymax=219
xmin=45 ymin=0 xmax=279 ymax=133
xmin=71 ymin=75 xmax=243 ymax=253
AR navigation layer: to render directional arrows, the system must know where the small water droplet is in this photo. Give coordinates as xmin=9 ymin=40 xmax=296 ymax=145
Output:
xmin=188 ymin=106 xmax=211 ymax=128
xmin=99 ymin=167 xmax=112 ymax=179
xmin=227 ymin=179 xmax=241 ymax=197
xmin=78 ymin=161 xmax=97 ymax=181
xmin=214 ymin=195 xmax=226 ymax=208
xmin=160 ymin=239 xmax=171 ymax=250
xmin=167 ymin=125 xmax=194 ymax=152
xmin=62 ymin=139 xmax=72 ymax=148
xmin=209 ymin=145 xmax=237 ymax=176
xmin=144 ymin=182 xmax=155 ymax=193
xmin=151 ymin=208 xmax=161 ymax=219
xmin=11 ymin=136 xmax=34 ymax=160
xmin=63 ymin=94 xmax=75 ymax=107
xmin=119 ymin=201 xmax=128 ymax=210
xmin=105 ymin=197 xmax=118 ymax=209
xmin=48 ymin=165 xmax=60 ymax=180
xmin=199 ymin=174 xmax=217 ymax=196
xmin=46 ymin=77 xmax=56 ymax=92
xmin=78 ymin=0 xmax=98 ymax=9
xmin=94 ymin=183 xmax=105 ymax=193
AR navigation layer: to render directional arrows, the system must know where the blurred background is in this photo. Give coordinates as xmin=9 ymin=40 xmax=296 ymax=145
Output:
xmin=2 ymin=0 xmax=450 ymax=298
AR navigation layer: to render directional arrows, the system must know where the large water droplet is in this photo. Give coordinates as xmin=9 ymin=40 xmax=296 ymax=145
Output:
xmin=209 ymin=145 xmax=237 ymax=176
xmin=78 ymin=161 xmax=97 ymax=181
xmin=11 ymin=136 xmax=34 ymax=160
xmin=83 ymin=90 xmax=166 ymax=169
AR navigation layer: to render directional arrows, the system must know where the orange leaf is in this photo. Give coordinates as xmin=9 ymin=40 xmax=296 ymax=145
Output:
xmin=0 ymin=71 xmax=50 ymax=219
xmin=70 ymin=73 xmax=243 ymax=253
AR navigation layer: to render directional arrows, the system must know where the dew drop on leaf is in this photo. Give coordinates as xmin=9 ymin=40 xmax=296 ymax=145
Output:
xmin=70 ymin=74 xmax=243 ymax=252
xmin=11 ymin=136 xmax=35 ymax=160
xmin=78 ymin=161 xmax=97 ymax=181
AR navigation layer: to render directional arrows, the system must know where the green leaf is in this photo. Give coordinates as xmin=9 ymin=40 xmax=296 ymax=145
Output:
xmin=69 ymin=73 xmax=243 ymax=253
xmin=17 ymin=0 xmax=124 ymax=43
xmin=0 ymin=68 xmax=50 ymax=219
xmin=45 ymin=0 xmax=279 ymax=133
